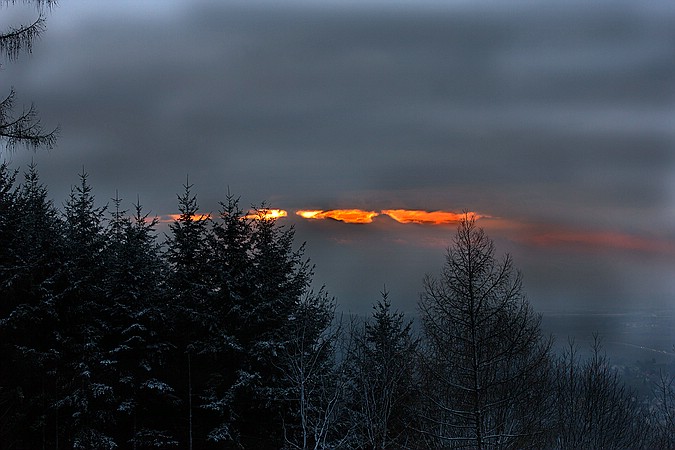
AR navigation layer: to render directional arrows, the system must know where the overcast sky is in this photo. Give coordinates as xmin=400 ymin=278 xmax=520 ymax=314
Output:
xmin=3 ymin=0 xmax=675 ymax=314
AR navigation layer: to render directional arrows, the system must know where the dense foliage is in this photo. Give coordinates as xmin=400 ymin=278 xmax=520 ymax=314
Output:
xmin=1 ymin=164 xmax=672 ymax=449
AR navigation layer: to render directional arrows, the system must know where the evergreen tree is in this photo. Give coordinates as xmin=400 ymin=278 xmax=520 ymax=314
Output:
xmin=54 ymin=169 xmax=116 ymax=448
xmin=0 ymin=162 xmax=20 ymax=311
xmin=164 ymin=180 xmax=216 ymax=448
xmin=103 ymin=194 xmax=179 ymax=449
xmin=0 ymin=163 xmax=18 ymax=445
xmin=198 ymin=193 xmax=251 ymax=445
xmin=346 ymin=289 xmax=420 ymax=449
xmin=0 ymin=162 xmax=62 ymax=448
xmin=234 ymin=206 xmax=314 ymax=447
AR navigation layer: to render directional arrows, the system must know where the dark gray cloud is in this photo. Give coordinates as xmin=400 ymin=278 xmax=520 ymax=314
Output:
xmin=3 ymin=0 xmax=675 ymax=313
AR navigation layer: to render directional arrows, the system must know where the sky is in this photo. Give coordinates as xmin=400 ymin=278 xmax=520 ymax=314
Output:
xmin=2 ymin=0 xmax=675 ymax=315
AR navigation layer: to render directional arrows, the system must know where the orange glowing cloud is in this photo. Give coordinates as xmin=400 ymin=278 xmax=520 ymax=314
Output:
xmin=296 ymin=209 xmax=379 ymax=224
xmin=243 ymin=209 xmax=288 ymax=220
xmin=296 ymin=209 xmax=482 ymax=225
xmin=382 ymin=209 xmax=480 ymax=225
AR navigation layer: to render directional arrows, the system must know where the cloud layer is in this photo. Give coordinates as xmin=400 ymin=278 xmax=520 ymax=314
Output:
xmin=4 ymin=0 xmax=675 ymax=312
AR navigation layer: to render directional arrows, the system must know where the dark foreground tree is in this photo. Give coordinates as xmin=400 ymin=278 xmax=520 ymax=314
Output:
xmin=418 ymin=215 xmax=553 ymax=449
xmin=103 ymin=194 xmax=179 ymax=449
xmin=163 ymin=180 xmax=216 ymax=449
xmin=54 ymin=169 xmax=115 ymax=448
xmin=1 ymin=0 xmax=58 ymax=151
xmin=0 ymin=162 xmax=62 ymax=448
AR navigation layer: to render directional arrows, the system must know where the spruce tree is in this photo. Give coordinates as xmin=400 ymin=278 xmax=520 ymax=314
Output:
xmin=234 ymin=206 xmax=314 ymax=447
xmin=103 ymin=194 xmax=179 ymax=448
xmin=54 ymin=169 xmax=116 ymax=448
xmin=347 ymin=289 xmax=419 ymax=449
xmin=0 ymin=163 xmax=62 ymax=448
xmin=164 ymin=180 xmax=215 ymax=448
xmin=199 ymin=193 xmax=251 ymax=445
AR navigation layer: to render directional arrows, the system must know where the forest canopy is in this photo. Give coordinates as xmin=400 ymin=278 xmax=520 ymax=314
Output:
xmin=0 ymin=163 xmax=672 ymax=449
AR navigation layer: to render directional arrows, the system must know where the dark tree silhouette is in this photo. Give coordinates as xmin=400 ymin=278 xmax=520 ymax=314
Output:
xmin=651 ymin=370 xmax=675 ymax=448
xmin=346 ymin=289 xmax=420 ymax=449
xmin=103 ymin=194 xmax=179 ymax=449
xmin=0 ymin=162 xmax=62 ymax=448
xmin=1 ymin=0 xmax=58 ymax=151
xmin=554 ymin=336 xmax=650 ymax=449
xmin=163 ymin=180 xmax=215 ymax=449
xmin=230 ymin=206 xmax=316 ymax=448
xmin=418 ymin=214 xmax=553 ymax=449
xmin=55 ymin=169 xmax=116 ymax=448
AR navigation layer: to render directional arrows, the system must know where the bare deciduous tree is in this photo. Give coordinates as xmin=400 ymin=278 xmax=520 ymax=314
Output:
xmin=418 ymin=214 xmax=553 ymax=449
xmin=1 ymin=0 xmax=58 ymax=151
xmin=277 ymin=290 xmax=350 ymax=450
xmin=553 ymin=335 xmax=649 ymax=449
xmin=651 ymin=370 xmax=675 ymax=448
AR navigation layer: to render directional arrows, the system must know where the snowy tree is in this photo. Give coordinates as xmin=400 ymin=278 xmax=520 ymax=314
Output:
xmin=276 ymin=289 xmax=346 ymax=450
xmin=196 ymin=193 xmax=252 ymax=445
xmin=163 ymin=179 xmax=216 ymax=448
xmin=346 ymin=289 xmax=420 ymax=449
xmin=0 ymin=162 xmax=62 ymax=448
xmin=103 ymin=194 xmax=179 ymax=448
xmin=53 ymin=169 xmax=116 ymax=447
xmin=232 ymin=206 xmax=315 ymax=447
xmin=418 ymin=215 xmax=553 ymax=448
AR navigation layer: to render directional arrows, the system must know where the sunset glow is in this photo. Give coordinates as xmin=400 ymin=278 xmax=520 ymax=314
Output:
xmin=295 ymin=209 xmax=379 ymax=224
xmin=526 ymin=229 xmax=675 ymax=255
xmin=244 ymin=209 xmax=288 ymax=220
xmin=155 ymin=209 xmax=674 ymax=257
xmin=295 ymin=208 xmax=480 ymax=225
xmin=382 ymin=209 xmax=478 ymax=225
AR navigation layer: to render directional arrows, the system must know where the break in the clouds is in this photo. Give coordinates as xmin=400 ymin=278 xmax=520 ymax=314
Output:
xmin=3 ymin=0 xmax=675 ymax=312
xmin=296 ymin=209 xmax=479 ymax=224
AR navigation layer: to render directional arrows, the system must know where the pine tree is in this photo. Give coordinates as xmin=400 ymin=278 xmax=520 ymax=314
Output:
xmin=198 ymin=193 xmax=251 ymax=445
xmin=0 ymin=162 xmax=20 ymax=311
